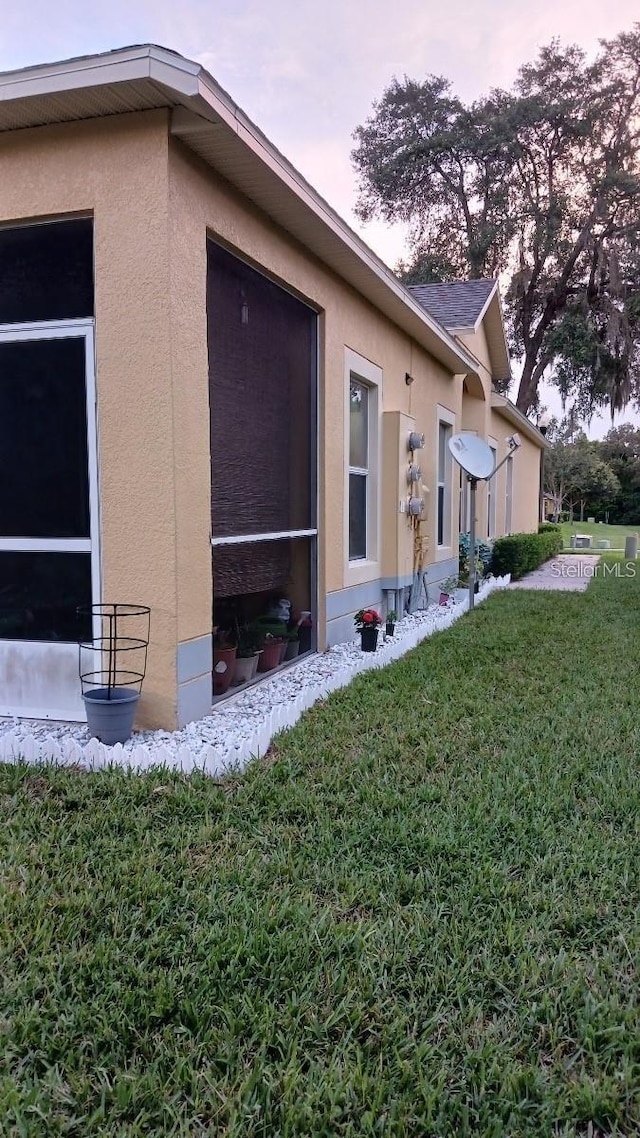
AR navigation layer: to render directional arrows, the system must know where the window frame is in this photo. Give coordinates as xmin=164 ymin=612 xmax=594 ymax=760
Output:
xmin=0 ymin=318 xmax=101 ymax=642
xmin=487 ymin=438 xmax=498 ymax=538
xmin=344 ymin=349 xmax=381 ymax=585
xmin=436 ymin=406 xmax=455 ymax=555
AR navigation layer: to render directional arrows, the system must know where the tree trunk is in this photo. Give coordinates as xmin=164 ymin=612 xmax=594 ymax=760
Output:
xmin=515 ymin=353 xmax=537 ymax=413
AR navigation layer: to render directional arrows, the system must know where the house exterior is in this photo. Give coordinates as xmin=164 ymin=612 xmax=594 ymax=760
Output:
xmin=0 ymin=45 xmax=545 ymax=732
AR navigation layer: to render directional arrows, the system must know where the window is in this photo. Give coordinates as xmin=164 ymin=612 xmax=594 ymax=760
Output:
xmin=0 ymin=218 xmax=94 ymax=324
xmin=488 ymin=445 xmax=497 ymax=538
xmin=348 ymin=379 xmax=369 ymax=560
xmin=505 ymin=455 xmax=514 ymax=534
xmin=437 ymin=418 xmax=453 ymax=547
xmin=345 ymin=350 xmax=381 ymax=574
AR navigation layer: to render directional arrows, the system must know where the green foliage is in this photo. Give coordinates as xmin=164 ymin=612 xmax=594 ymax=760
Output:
xmin=491 ymin=529 xmax=563 ymax=579
xmin=538 ymin=521 xmax=562 ymax=534
xmin=599 ymin=423 xmax=640 ymax=523
xmin=544 ymin=432 xmax=621 ymax=521
xmin=458 ymin=532 xmax=492 ymax=582
xmin=1 ymin=575 xmax=639 ymax=1134
xmin=352 ymin=26 xmax=640 ymax=418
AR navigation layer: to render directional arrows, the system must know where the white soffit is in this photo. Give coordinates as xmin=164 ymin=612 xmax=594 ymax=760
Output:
xmin=0 ymin=45 xmax=479 ymax=379
xmin=491 ymin=394 xmax=547 ymax=448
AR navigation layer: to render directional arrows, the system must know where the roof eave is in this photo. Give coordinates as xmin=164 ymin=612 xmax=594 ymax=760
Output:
xmin=491 ymin=394 xmax=548 ymax=448
xmin=0 ymin=46 xmax=479 ymax=380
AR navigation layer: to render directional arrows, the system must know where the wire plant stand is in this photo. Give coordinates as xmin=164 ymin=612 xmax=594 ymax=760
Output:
xmin=79 ymin=603 xmax=150 ymax=696
xmin=78 ymin=603 xmax=150 ymax=744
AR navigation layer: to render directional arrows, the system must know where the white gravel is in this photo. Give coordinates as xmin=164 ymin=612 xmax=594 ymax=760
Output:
xmin=0 ymin=576 xmax=509 ymax=777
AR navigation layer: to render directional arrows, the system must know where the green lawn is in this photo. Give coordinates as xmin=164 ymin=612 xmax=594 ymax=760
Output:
xmin=560 ymin=519 xmax=640 ymax=549
xmin=1 ymin=573 xmax=639 ymax=1136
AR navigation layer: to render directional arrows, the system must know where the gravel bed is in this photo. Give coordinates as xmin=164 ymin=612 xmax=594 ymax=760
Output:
xmin=0 ymin=577 xmax=509 ymax=776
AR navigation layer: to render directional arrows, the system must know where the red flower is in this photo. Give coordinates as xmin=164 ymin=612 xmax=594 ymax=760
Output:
xmin=363 ymin=612 xmax=374 ymax=623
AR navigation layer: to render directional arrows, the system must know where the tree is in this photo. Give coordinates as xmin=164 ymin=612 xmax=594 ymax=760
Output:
xmin=598 ymin=423 xmax=640 ymax=522
xmin=352 ymin=27 xmax=640 ymax=417
xmin=544 ymin=429 xmax=620 ymax=521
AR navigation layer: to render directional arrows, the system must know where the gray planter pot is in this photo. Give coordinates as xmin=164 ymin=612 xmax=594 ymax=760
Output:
xmin=83 ymin=687 xmax=140 ymax=745
xmin=232 ymin=654 xmax=259 ymax=686
xmin=284 ymin=640 xmax=300 ymax=661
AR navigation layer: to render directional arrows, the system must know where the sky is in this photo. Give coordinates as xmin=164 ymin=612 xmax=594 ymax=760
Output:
xmin=1 ymin=0 xmax=638 ymax=437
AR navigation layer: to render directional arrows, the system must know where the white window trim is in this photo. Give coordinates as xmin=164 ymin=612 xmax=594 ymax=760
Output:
xmin=487 ymin=436 xmax=498 ymax=539
xmin=436 ymin=405 xmax=456 ymax=560
xmin=0 ymin=319 xmax=101 ymax=641
xmin=344 ymin=348 xmax=382 ymax=587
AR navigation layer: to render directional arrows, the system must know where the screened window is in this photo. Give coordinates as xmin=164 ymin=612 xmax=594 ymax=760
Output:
xmin=437 ymin=420 xmax=452 ymax=547
xmin=348 ymin=379 xmax=369 ymax=560
xmin=0 ymin=218 xmax=94 ymax=324
xmin=0 ymin=552 xmax=92 ymax=642
xmin=0 ymin=338 xmax=90 ymax=538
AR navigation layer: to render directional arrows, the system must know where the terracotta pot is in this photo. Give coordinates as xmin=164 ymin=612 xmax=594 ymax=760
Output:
xmin=360 ymin=626 xmax=378 ymax=652
xmin=439 ymin=592 xmax=450 ymax=605
xmin=258 ymin=639 xmax=282 ymax=672
xmin=213 ymin=645 xmax=237 ymax=694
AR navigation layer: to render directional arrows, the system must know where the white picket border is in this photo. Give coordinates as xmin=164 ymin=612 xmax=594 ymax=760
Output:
xmin=0 ymin=576 xmax=510 ymax=778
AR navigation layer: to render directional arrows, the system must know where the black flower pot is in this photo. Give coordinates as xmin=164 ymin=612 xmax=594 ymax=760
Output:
xmin=360 ymin=626 xmax=379 ymax=652
xmin=385 ymin=621 xmax=395 ymax=636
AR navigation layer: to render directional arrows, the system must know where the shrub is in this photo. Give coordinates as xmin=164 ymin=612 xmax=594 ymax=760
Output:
xmin=538 ymin=521 xmax=561 ymax=534
xmin=459 ymin=532 xmax=493 ymax=580
xmin=491 ymin=529 xmax=563 ymax=579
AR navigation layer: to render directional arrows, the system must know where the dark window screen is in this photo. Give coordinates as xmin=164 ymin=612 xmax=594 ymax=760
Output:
xmin=0 ymin=552 xmax=92 ymax=642
xmin=207 ymin=242 xmax=316 ymax=546
xmin=349 ymin=473 xmax=367 ymax=560
xmin=213 ymin=539 xmax=292 ymax=599
xmin=0 ymin=338 xmax=90 ymax=538
xmin=0 ymin=219 xmax=94 ymax=324
xmin=437 ymin=485 xmax=445 ymax=546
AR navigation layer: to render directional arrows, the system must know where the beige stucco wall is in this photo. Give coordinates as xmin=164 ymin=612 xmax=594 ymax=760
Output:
xmin=0 ymin=111 xmax=178 ymax=728
xmin=0 ymin=108 xmax=543 ymax=729
xmin=489 ymin=411 xmax=541 ymax=535
xmin=166 ymin=139 xmax=465 ymax=620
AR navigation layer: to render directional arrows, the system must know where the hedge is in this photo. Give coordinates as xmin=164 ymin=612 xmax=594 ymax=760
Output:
xmin=491 ymin=529 xmax=563 ymax=579
xmin=538 ymin=521 xmax=562 ymax=534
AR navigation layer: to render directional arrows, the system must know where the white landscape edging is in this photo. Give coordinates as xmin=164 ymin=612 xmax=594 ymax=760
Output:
xmin=0 ymin=575 xmax=510 ymax=778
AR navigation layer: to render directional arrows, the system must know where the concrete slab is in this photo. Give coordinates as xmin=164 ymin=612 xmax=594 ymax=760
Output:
xmin=510 ymin=554 xmax=601 ymax=592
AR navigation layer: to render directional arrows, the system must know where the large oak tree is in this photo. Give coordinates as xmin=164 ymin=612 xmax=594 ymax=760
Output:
xmin=352 ymin=27 xmax=640 ymax=417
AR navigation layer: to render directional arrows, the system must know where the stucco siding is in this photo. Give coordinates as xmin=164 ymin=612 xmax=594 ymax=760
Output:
xmin=0 ymin=111 xmax=178 ymax=729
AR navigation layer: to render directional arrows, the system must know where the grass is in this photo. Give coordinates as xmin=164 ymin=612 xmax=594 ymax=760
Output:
xmin=1 ymin=573 xmax=639 ymax=1136
xmin=560 ymin=519 xmax=640 ymax=550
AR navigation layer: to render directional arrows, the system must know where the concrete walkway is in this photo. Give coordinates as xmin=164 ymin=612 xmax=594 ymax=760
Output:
xmin=510 ymin=553 xmax=601 ymax=591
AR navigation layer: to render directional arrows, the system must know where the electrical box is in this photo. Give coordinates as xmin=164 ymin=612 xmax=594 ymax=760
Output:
xmin=382 ymin=411 xmax=418 ymax=582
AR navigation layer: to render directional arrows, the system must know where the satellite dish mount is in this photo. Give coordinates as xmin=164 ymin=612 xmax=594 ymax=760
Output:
xmin=448 ymin=433 xmax=521 ymax=609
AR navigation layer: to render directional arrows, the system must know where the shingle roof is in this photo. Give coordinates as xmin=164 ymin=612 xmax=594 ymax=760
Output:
xmin=408 ymin=279 xmax=497 ymax=330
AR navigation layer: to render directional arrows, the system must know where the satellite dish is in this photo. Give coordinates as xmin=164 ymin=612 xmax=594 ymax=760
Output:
xmin=448 ymin=433 xmax=494 ymax=480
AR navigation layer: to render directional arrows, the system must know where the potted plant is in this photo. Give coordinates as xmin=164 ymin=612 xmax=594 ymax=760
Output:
xmin=438 ymin=576 xmax=458 ymax=605
xmin=232 ymin=629 xmax=262 ymax=685
xmin=385 ymin=609 xmax=397 ymax=636
xmin=79 ymin=603 xmax=150 ymax=745
xmin=213 ymin=629 xmax=237 ymax=695
xmin=284 ymin=628 xmax=300 ymax=661
xmin=354 ymin=608 xmax=381 ymax=652
xmin=255 ymin=632 xmax=280 ymax=672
